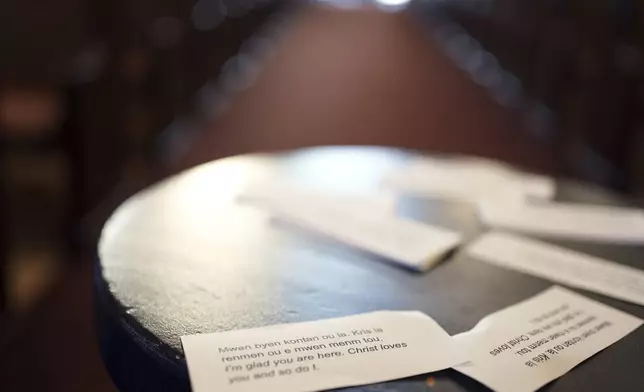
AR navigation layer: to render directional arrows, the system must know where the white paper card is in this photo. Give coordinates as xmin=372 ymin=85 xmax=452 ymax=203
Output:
xmin=241 ymin=186 xmax=461 ymax=271
xmin=466 ymin=232 xmax=644 ymax=307
xmin=239 ymin=181 xmax=395 ymax=214
xmin=454 ymin=287 xmax=642 ymax=392
xmin=182 ymin=311 xmax=468 ymax=392
xmin=381 ymin=157 xmax=555 ymax=204
xmin=479 ymin=202 xmax=644 ymax=243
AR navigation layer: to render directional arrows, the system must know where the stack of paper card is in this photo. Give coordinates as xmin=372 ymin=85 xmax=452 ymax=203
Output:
xmin=478 ymin=202 xmax=644 ymax=243
xmin=238 ymin=182 xmax=462 ymax=271
xmin=381 ymin=157 xmax=555 ymax=205
xmin=189 ymin=158 xmax=644 ymax=391
xmin=454 ymin=286 xmax=642 ymax=392
xmin=182 ymin=311 xmax=467 ymax=392
xmin=466 ymin=232 xmax=644 ymax=306
xmin=182 ymin=288 xmax=642 ymax=392
xmin=383 ymin=156 xmax=644 ymax=244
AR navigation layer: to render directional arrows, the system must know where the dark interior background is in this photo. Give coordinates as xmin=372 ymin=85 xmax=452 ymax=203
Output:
xmin=1 ymin=0 xmax=643 ymax=390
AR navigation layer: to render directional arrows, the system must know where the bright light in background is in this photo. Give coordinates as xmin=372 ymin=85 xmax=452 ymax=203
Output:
xmin=376 ymin=0 xmax=411 ymax=6
xmin=374 ymin=0 xmax=412 ymax=11
xmin=289 ymin=0 xmax=411 ymax=11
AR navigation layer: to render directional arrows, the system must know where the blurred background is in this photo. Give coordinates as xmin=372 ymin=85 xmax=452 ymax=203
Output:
xmin=0 ymin=0 xmax=643 ymax=390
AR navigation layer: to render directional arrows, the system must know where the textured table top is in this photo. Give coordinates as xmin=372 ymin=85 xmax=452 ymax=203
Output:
xmin=97 ymin=147 xmax=644 ymax=391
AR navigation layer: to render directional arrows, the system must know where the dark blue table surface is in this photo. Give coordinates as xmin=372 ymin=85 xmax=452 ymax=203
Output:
xmin=95 ymin=147 xmax=644 ymax=392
